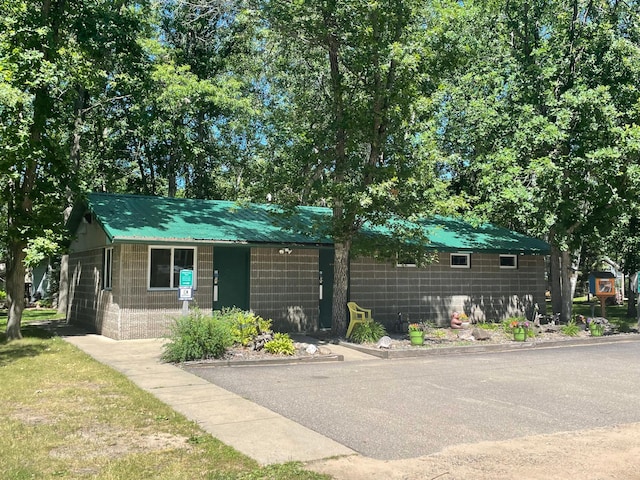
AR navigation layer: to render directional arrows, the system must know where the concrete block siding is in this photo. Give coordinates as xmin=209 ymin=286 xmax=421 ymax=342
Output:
xmin=251 ymin=248 xmax=319 ymax=333
xmin=67 ymin=248 xmax=120 ymax=338
xmin=67 ymin=245 xmax=546 ymax=339
xmin=350 ymin=253 xmax=546 ymax=328
xmin=68 ymin=244 xmax=320 ymax=339
xmin=68 ymin=244 xmax=214 ymax=339
xmin=113 ymin=245 xmax=214 ymax=339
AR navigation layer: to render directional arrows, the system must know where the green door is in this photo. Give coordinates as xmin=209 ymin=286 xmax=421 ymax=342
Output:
xmin=213 ymin=247 xmax=250 ymax=311
xmin=318 ymin=249 xmax=334 ymax=329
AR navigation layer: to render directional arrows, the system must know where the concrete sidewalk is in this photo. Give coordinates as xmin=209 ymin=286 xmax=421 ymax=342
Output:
xmin=63 ymin=333 xmax=368 ymax=465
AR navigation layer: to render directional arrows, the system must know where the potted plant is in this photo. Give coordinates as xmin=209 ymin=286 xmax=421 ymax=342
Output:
xmin=408 ymin=323 xmax=425 ymax=345
xmin=586 ymin=318 xmax=604 ymax=337
xmin=509 ymin=318 xmax=531 ymax=342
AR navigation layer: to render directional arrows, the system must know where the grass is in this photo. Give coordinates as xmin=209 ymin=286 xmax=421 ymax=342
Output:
xmin=0 ymin=309 xmax=330 ymax=480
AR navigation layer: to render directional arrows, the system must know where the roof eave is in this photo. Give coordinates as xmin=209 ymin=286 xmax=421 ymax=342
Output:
xmin=109 ymin=237 xmax=334 ymax=248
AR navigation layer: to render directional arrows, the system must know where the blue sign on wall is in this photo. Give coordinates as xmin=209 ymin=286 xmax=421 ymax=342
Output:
xmin=179 ymin=269 xmax=193 ymax=287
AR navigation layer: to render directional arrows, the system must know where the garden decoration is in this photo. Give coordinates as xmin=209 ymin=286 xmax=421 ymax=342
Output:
xmin=408 ymin=323 xmax=424 ymax=345
xmin=450 ymin=311 xmax=468 ymax=329
xmin=587 ymin=318 xmax=605 ymax=337
xmin=510 ymin=319 xmax=531 ymax=342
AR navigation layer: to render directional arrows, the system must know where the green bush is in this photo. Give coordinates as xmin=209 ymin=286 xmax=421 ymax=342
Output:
xmin=36 ymin=298 xmax=53 ymax=308
xmin=227 ymin=308 xmax=259 ymax=346
xmin=561 ymin=320 xmax=580 ymax=337
xmin=163 ymin=307 xmax=286 ymax=362
xmin=162 ymin=308 xmax=235 ymax=362
xmin=0 ymin=290 xmax=6 ymax=307
xmin=349 ymin=321 xmax=387 ymax=344
xmin=264 ymin=333 xmax=295 ymax=355
xmin=222 ymin=307 xmax=273 ymax=346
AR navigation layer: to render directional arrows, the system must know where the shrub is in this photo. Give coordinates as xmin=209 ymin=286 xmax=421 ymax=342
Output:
xmin=37 ymin=298 xmax=53 ymax=308
xmin=263 ymin=333 xmax=295 ymax=355
xmin=561 ymin=320 xmax=580 ymax=337
xmin=0 ymin=290 xmax=6 ymax=308
xmin=349 ymin=321 xmax=387 ymax=344
xmin=222 ymin=308 xmax=273 ymax=346
xmin=162 ymin=309 xmax=235 ymax=362
xmin=224 ymin=308 xmax=258 ymax=346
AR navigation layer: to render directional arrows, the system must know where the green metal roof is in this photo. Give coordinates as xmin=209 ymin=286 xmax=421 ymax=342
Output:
xmin=414 ymin=216 xmax=550 ymax=254
xmin=85 ymin=193 xmax=332 ymax=245
xmin=81 ymin=193 xmax=549 ymax=254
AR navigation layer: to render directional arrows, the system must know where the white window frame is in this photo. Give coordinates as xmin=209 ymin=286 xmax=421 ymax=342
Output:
xmin=450 ymin=253 xmax=470 ymax=269
xmin=103 ymin=247 xmax=113 ymax=290
xmin=499 ymin=254 xmax=518 ymax=269
xmin=148 ymin=246 xmax=197 ymax=290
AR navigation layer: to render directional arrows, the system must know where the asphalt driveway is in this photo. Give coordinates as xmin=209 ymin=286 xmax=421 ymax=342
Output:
xmin=184 ymin=341 xmax=640 ymax=461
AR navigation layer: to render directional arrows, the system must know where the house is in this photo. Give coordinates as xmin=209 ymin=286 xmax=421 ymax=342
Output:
xmin=63 ymin=193 xmax=550 ymax=339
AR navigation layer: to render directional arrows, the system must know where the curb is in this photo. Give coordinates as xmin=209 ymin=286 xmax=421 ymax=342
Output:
xmin=339 ymin=333 xmax=640 ymax=359
xmin=180 ymin=353 xmax=344 ymax=368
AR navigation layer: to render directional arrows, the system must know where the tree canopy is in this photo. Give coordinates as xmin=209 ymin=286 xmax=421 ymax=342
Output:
xmin=3 ymin=0 xmax=640 ymax=337
xmin=437 ymin=0 xmax=640 ymax=321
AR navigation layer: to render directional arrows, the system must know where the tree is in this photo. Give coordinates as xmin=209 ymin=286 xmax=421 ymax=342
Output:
xmin=0 ymin=0 xmax=152 ymax=339
xmin=77 ymin=0 xmax=261 ymax=199
xmin=258 ymin=1 xmax=456 ymax=335
xmin=437 ymin=0 xmax=640 ymax=321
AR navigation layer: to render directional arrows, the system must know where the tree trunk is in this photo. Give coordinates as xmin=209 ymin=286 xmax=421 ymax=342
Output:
xmin=323 ymin=5 xmax=351 ymax=338
xmin=560 ymin=249 xmax=580 ymax=323
xmin=331 ymin=240 xmax=351 ymax=337
xmin=626 ymin=273 xmax=636 ymax=317
xmin=57 ymin=254 xmax=69 ymax=316
xmin=627 ymin=287 xmax=637 ymax=317
xmin=168 ymin=165 xmax=177 ymax=197
xmin=70 ymin=85 xmax=88 ymax=169
xmin=550 ymin=242 xmax=562 ymax=315
xmin=5 ymin=243 xmax=27 ymax=340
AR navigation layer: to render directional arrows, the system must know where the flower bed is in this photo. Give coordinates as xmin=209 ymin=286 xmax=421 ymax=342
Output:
xmin=350 ymin=322 xmax=640 ymax=352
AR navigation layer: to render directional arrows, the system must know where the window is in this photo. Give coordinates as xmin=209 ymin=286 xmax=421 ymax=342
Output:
xmin=499 ymin=254 xmax=518 ymax=269
xmin=148 ymin=247 xmax=196 ymax=289
xmin=103 ymin=247 xmax=113 ymax=290
xmin=396 ymin=253 xmax=417 ymax=267
xmin=450 ymin=253 xmax=470 ymax=269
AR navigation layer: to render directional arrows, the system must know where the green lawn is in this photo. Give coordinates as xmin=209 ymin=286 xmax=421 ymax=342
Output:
xmin=0 ymin=310 xmax=329 ymax=480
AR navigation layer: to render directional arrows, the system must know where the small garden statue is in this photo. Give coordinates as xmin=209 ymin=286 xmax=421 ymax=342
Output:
xmin=450 ymin=311 xmax=463 ymax=329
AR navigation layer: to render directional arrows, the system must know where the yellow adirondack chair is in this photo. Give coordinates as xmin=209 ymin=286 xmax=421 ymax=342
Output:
xmin=346 ymin=302 xmax=373 ymax=338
